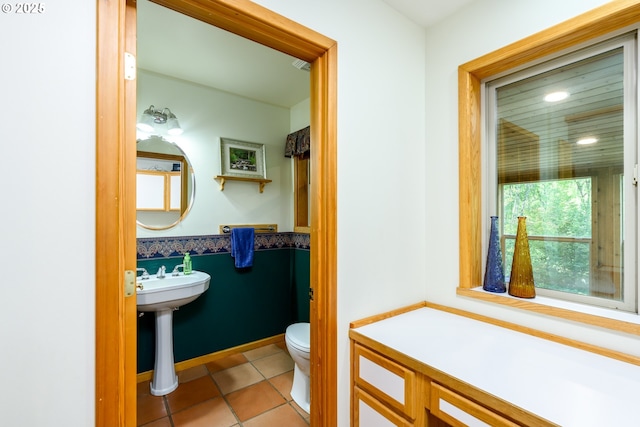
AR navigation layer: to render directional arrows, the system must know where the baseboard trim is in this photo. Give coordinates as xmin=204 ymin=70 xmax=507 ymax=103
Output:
xmin=137 ymin=333 xmax=286 ymax=383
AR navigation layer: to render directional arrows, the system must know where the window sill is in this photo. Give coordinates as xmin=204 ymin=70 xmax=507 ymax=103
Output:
xmin=457 ymin=286 xmax=640 ymax=336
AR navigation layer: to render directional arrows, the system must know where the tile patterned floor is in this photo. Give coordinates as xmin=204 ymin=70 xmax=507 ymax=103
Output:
xmin=137 ymin=343 xmax=310 ymax=427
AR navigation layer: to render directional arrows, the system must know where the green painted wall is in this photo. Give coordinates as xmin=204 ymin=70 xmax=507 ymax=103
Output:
xmin=137 ymin=247 xmax=309 ymax=372
xmin=293 ymin=249 xmax=311 ymax=323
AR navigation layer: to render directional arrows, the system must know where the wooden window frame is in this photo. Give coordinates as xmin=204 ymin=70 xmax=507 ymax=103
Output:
xmin=457 ymin=0 xmax=640 ymax=336
xmin=294 ymin=156 xmax=311 ymax=233
xmin=136 ymin=170 xmax=180 ymax=211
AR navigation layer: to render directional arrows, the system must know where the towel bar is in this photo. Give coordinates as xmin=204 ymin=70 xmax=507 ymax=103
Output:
xmin=220 ymin=224 xmax=277 ymax=234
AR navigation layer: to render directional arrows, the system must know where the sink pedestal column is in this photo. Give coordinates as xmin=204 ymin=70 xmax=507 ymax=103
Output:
xmin=150 ymin=308 xmax=179 ymax=396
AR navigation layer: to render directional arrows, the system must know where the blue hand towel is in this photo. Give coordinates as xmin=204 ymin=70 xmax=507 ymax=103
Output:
xmin=231 ymin=227 xmax=255 ymax=268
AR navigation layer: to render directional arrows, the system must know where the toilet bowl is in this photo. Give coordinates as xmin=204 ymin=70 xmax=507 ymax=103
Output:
xmin=285 ymin=322 xmax=310 ymax=413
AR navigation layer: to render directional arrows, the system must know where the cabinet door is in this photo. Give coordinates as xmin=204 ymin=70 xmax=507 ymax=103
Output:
xmin=355 ymin=387 xmax=414 ymax=427
xmin=354 ymin=344 xmax=417 ymax=419
xmin=430 ymin=383 xmax=520 ymax=427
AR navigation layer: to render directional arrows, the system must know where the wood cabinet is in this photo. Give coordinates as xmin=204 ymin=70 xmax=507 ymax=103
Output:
xmin=351 ymin=340 xmax=523 ymax=427
xmin=352 ymin=343 xmax=419 ymax=426
xmin=429 ymin=383 xmax=519 ymax=427
xmin=349 ymin=302 xmax=640 ymax=426
xmin=354 ymin=386 xmax=413 ymax=427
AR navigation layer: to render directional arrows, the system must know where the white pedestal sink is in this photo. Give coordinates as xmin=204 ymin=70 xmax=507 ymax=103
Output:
xmin=137 ymin=270 xmax=211 ymax=396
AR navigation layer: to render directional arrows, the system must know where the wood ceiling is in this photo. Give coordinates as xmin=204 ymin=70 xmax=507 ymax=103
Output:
xmin=496 ymin=45 xmax=624 ymax=182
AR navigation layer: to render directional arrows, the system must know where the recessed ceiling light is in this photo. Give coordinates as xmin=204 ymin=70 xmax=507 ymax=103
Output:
xmin=544 ymin=91 xmax=569 ymax=102
xmin=576 ymin=137 xmax=598 ymax=145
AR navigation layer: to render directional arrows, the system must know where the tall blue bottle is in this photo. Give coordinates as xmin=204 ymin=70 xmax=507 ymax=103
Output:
xmin=483 ymin=216 xmax=507 ymax=293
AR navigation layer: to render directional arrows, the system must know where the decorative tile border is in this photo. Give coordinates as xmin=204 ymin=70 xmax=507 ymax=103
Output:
xmin=137 ymin=232 xmax=310 ymax=259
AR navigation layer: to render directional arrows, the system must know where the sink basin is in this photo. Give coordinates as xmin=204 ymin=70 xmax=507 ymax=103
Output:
xmin=137 ymin=270 xmax=210 ymax=312
xmin=136 ymin=270 xmax=211 ymax=395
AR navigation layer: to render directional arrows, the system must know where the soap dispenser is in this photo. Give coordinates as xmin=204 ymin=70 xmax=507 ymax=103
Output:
xmin=183 ymin=252 xmax=192 ymax=275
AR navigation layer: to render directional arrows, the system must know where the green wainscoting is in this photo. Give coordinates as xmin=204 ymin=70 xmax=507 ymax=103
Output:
xmin=292 ymin=248 xmax=311 ymax=323
xmin=136 ymin=247 xmax=310 ymax=373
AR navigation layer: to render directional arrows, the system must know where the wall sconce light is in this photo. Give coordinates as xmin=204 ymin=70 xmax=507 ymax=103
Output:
xmin=136 ymin=105 xmax=183 ymax=135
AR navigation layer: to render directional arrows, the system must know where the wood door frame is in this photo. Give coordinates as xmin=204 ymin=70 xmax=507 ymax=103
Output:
xmin=96 ymin=1 xmax=138 ymax=426
xmin=96 ymin=1 xmax=338 ymax=426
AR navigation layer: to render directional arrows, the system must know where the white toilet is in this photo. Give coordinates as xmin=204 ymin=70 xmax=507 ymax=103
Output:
xmin=285 ymin=322 xmax=311 ymax=413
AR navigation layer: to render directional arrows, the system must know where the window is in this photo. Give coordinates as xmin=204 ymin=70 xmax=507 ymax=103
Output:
xmin=136 ymin=170 xmax=182 ymax=211
xmin=294 ymin=156 xmax=310 ymax=232
xmin=287 ymin=125 xmax=311 ymax=233
xmin=485 ymin=34 xmax=636 ymax=312
xmin=457 ymin=2 xmax=640 ymax=331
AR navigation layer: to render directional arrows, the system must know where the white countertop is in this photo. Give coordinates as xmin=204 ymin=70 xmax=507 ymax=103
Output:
xmin=352 ymin=307 xmax=640 ymax=426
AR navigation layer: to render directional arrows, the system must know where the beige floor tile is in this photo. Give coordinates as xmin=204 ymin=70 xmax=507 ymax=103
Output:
xmin=178 ymin=364 xmax=209 ymax=383
xmin=212 ymin=362 xmax=264 ymax=394
xmin=166 ymin=375 xmax=221 ymax=414
xmin=138 ymin=343 xmax=309 ymax=427
xmin=243 ymin=344 xmax=283 ymax=361
xmin=242 ymin=404 xmax=309 ymax=427
xmin=172 ymin=398 xmax=238 ymax=427
xmin=291 ymin=399 xmax=310 ymax=420
xmin=268 ymin=371 xmax=293 ymax=401
xmin=252 ymin=351 xmax=294 ymax=378
xmin=137 ymin=380 xmax=152 ymax=396
xmin=206 ymin=353 xmax=248 ymax=374
xmin=136 ymin=381 xmax=167 ymax=426
xmin=226 ymin=381 xmax=286 ymax=421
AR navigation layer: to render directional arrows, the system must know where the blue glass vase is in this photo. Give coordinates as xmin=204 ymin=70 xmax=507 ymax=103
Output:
xmin=483 ymin=216 xmax=507 ymax=293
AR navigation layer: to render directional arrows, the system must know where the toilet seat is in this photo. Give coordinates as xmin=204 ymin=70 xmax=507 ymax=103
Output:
xmin=286 ymin=323 xmax=310 ymax=352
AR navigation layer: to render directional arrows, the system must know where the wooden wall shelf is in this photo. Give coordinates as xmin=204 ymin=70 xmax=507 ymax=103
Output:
xmin=214 ymin=175 xmax=272 ymax=193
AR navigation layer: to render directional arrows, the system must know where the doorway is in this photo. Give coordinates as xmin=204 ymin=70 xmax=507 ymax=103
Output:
xmin=95 ymin=1 xmax=337 ymax=426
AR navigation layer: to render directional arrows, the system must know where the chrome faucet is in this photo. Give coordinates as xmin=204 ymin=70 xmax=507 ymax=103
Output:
xmin=157 ymin=265 xmax=166 ymax=279
xmin=136 ymin=268 xmax=149 ymax=280
xmin=172 ymin=264 xmax=185 ymax=276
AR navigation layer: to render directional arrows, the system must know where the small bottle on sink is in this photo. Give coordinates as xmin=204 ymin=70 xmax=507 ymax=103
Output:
xmin=183 ymin=252 xmax=192 ymax=275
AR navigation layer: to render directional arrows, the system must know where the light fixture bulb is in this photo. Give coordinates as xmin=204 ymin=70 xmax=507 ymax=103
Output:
xmin=136 ymin=116 xmax=155 ymax=132
xmin=544 ymin=91 xmax=569 ymax=102
xmin=576 ymin=137 xmax=598 ymax=145
xmin=136 ymin=105 xmax=156 ymax=132
xmin=166 ymin=111 xmax=183 ymax=135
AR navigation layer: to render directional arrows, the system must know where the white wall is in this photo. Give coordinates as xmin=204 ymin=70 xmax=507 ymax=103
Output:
xmin=5 ymin=1 xmax=628 ymax=426
xmin=1 ymin=1 xmax=96 ymax=426
xmin=290 ymin=98 xmax=311 ymax=133
xmin=136 ymin=70 xmax=294 ymax=237
xmin=425 ymin=0 xmax=640 ymax=358
xmin=1 ymin=1 xmax=425 ymax=424
xmin=252 ymin=1 xmax=428 ymax=426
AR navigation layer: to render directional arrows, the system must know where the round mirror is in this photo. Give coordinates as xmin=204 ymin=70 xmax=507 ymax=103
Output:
xmin=136 ymin=136 xmax=195 ymax=230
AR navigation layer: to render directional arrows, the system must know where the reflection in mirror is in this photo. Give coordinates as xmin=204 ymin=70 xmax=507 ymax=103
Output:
xmin=136 ymin=136 xmax=195 ymax=230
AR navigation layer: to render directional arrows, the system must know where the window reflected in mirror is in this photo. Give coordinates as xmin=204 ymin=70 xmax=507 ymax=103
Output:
xmin=136 ymin=136 xmax=195 ymax=230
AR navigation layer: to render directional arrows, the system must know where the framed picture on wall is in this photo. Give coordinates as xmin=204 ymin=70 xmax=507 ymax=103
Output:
xmin=219 ymin=137 xmax=267 ymax=179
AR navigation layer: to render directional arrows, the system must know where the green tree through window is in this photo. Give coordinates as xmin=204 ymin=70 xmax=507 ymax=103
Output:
xmin=502 ymin=179 xmax=592 ymax=295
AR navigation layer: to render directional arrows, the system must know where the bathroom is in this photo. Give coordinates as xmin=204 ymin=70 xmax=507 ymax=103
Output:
xmin=135 ymin=0 xmax=311 ymax=407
